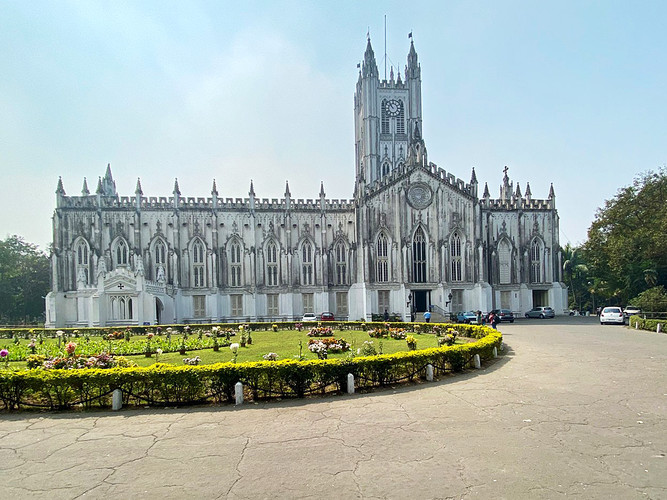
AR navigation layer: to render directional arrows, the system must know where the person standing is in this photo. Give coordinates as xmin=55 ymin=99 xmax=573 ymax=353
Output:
xmin=488 ymin=312 xmax=496 ymax=329
xmin=423 ymin=310 xmax=431 ymax=323
xmin=383 ymin=309 xmax=389 ymax=321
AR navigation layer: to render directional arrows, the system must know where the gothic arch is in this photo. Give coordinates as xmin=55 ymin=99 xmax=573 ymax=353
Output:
xmin=375 ymin=230 xmax=391 ymax=283
xmin=411 ymin=225 xmax=428 ymax=283
xmin=497 ymin=237 xmax=513 ymax=285
xmin=449 ymin=230 xmax=464 ymax=282
xmin=264 ymin=238 xmax=280 ymax=287
xmin=149 ymin=236 xmax=168 ymax=281
xmin=226 ymin=236 xmax=244 ymax=288
xmin=298 ymin=237 xmax=316 ymax=286
xmin=189 ymin=236 xmax=207 ymax=288
xmin=530 ymin=236 xmax=545 ymax=283
xmin=73 ymin=237 xmax=91 ymax=285
xmin=110 ymin=237 xmax=129 ymax=269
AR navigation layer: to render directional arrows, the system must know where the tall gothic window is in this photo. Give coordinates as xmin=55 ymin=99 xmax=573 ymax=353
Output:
xmin=412 ymin=227 xmax=427 ymax=283
xmin=113 ymin=239 xmax=128 ymax=268
xmin=267 ymin=242 xmax=278 ymax=286
xmin=397 ymin=100 xmax=405 ymax=134
xmin=531 ymin=239 xmax=542 ymax=283
xmin=376 ymin=233 xmax=389 ymax=282
xmin=75 ymin=239 xmax=89 ymax=284
xmin=335 ymin=242 xmax=347 ymax=285
xmin=498 ymin=239 xmax=511 ymax=285
xmin=450 ymin=232 xmax=462 ymax=282
xmin=230 ymin=241 xmax=243 ymax=287
xmin=381 ymin=99 xmax=390 ymax=134
xmin=192 ymin=239 xmax=206 ymax=288
xmin=382 ymin=161 xmax=390 ymax=176
xmin=302 ymin=241 xmax=314 ymax=285
xmin=155 ymin=240 xmax=166 ymax=265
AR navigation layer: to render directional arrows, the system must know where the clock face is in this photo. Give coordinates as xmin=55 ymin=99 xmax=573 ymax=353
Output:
xmin=385 ymin=99 xmax=401 ymax=117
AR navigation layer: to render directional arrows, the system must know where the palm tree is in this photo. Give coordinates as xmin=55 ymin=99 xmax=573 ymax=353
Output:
xmin=562 ymin=244 xmax=588 ymax=310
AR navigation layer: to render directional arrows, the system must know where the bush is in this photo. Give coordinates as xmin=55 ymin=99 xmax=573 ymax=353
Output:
xmin=0 ymin=324 xmax=502 ymax=411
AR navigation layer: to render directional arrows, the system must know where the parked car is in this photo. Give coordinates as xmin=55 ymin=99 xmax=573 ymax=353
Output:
xmin=600 ymin=306 xmax=624 ymax=325
xmin=623 ymin=306 xmax=641 ymax=318
xmin=302 ymin=312 xmax=317 ymax=322
xmin=456 ymin=311 xmax=478 ymax=324
xmin=525 ymin=306 xmax=555 ymax=319
xmin=487 ymin=309 xmax=515 ymax=323
xmin=320 ymin=312 xmax=335 ymax=321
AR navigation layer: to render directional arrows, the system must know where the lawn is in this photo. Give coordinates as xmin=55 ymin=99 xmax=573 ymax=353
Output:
xmin=1 ymin=328 xmax=459 ymax=369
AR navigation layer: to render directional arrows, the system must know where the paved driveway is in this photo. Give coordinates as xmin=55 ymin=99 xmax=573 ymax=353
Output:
xmin=1 ymin=317 xmax=666 ymax=499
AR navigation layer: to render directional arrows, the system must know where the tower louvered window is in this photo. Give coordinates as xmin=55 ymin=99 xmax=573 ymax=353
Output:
xmin=381 ymin=99 xmax=390 ymax=134
xmin=397 ymin=100 xmax=405 ymax=134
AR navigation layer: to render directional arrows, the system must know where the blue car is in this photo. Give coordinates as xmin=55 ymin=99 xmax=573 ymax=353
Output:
xmin=456 ymin=311 xmax=478 ymax=324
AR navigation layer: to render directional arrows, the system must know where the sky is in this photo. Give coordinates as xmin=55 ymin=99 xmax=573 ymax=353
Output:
xmin=1 ymin=0 xmax=666 ymax=252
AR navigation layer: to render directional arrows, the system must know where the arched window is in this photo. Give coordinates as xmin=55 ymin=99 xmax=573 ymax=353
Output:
xmin=267 ymin=242 xmax=279 ymax=286
xmin=155 ymin=240 xmax=166 ymax=265
xmin=412 ymin=227 xmax=427 ymax=283
xmin=381 ymin=99 xmax=389 ymax=134
xmin=498 ymin=239 xmax=511 ymax=284
xmin=450 ymin=232 xmax=462 ymax=282
xmin=531 ymin=239 xmax=542 ymax=283
xmin=113 ymin=239 xmax=129 ymax=268
xmin=376 ymin=233 xmax=389 ymax=282
xmin=335 ymin=242 xmax=347 ymax=285
xmin=302 ymin=241 xmax=314 ymax=285
xmin=192 ymin=239 xmax=206 ymax=288
xmin=396 ymin=100 xmax=405 ymax=134
xmin=382 ymin=161 xmax=390 ymax=176
xmin=75 ymin=238 xmax=90 ymax=284
xmin=230 ymin=240 xmax=243 ymax=287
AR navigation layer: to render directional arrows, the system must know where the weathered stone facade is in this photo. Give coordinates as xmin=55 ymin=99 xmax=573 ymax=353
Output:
xmin=46 ymin=39 xmax=566 ymax=327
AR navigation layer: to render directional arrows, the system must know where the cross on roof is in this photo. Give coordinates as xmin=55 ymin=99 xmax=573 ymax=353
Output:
xmin=503 ymin=166 xmax=509 ymax=176
xmin=117 ymin=283 xmax=124 ymax=290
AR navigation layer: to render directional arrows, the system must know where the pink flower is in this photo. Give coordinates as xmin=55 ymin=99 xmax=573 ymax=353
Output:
xmin=66 ymin=342 xmax=77 ymax=355
xmin=0 ymin=349 xmax=8 ymax=358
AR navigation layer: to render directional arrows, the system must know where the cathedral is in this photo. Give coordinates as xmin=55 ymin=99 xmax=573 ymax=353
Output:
xmin=45 ymin=38 xmax=567 ymax=327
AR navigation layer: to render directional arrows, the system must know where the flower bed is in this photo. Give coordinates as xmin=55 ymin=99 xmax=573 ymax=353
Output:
xmin=0 ymin=323 xmax=502 ymax=411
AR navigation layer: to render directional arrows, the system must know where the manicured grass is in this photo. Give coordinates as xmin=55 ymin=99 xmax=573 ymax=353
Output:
xmin=2 ymin=328 xmax=463 ymax=369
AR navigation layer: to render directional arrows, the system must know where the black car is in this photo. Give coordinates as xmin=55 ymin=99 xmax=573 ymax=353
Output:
xmin=487 ymin=309 xmax=515 ymax=323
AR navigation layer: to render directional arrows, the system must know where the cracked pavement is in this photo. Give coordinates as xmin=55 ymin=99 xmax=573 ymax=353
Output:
xmin=1 ymin=317 xmax=666 ymax=499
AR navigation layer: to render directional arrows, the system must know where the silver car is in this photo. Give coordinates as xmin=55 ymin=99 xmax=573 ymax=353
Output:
xmin=525 ymin=306 xmax=555 ymax=319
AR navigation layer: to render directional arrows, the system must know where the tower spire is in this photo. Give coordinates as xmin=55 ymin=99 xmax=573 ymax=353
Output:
xmin=81 ymin=177 xmax=89 ymax=196
xmin=135 ymin=178 xmax=143 ymax=195
xmin=211 ymin=179 xmax=218 ymax=196
xmin=56 ymin=176 xmax=65 ymax=195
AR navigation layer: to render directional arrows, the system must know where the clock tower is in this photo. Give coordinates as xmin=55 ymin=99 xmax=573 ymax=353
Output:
xmin=354 ymin=37 xmax=423 ymax=192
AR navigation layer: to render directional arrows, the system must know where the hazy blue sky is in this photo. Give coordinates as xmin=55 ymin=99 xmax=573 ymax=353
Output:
xmin=2 ymin=0 xmax=665 ymax=251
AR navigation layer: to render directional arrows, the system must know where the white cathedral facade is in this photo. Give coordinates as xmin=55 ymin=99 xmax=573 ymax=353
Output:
xmin=45 ymin=38 xmax=567 ymax=327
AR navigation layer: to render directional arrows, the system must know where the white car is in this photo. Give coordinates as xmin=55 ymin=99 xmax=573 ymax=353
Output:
xmin=624 ymin=306 xmax=641 ymax=318
xmin=302 ymin=313 xmax=317 ymax=322
xmin=600 ymin=306 xmax=624 ymax=325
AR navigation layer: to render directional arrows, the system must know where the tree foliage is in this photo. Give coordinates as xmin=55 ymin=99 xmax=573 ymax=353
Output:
xmin=583 ymin=169 xmax=667 ymax=306
xmin=0 ymin=236 xmax=50 ymax=324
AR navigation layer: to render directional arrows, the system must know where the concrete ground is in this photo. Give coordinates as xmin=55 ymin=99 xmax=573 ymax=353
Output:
xmin=1 ymin=317 xmax=666 ymax=499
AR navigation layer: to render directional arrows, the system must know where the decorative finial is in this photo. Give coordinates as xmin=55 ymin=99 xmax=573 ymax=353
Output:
xmin=173 ymin=178 xmax=180 ymax=195
xmin=135 ymin=178 xmax=143 ymax=195
xmin=249 ymin=180 xmax=255 ymax=196
xmin=81 ymin=177 xmax=89 ymax=196
xmin=211 ymin=179 xmax=218 ymax=196
xmin=56 ymin=176 xmax=65 ymax=195
xmin=284 ymin=180 xmax=291 ymax=197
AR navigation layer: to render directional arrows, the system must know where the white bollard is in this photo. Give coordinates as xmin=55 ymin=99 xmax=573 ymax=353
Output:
xmin=112 ymin=388 xmax=122 ymax=411
xmin=426 ymin=364 xmax=434 ymax=382
xmin=635 ymin=321 xmax=639 ymax=330
xmin=235 ymin=382 xmax=244 ymax=405
xmin=657 ymin=323 xmax=661 ymax=334
xmin=473 ymin=354 xmax=481 ymax=369
xmin=493 ymin=346 xmax=498 ymax=358
xmin=347 ymin=373 xmax=355 ymax=394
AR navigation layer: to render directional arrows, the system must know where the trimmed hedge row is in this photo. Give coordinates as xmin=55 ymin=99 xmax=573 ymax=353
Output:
xmin=0 ymin=325 xmax=502 ymax=411
xmin=628 ymin=315 xmax=665 ymax=333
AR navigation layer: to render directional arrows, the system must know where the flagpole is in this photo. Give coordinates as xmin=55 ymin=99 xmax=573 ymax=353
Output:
xmin=384 ymin=15 xmax=387 ymax=80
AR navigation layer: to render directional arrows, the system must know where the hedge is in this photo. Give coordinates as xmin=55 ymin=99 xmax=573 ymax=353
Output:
xmin=628 ymin=315 xmax=666 ymax=333
xmin=0 ymin=325 xmax=502 ymax=411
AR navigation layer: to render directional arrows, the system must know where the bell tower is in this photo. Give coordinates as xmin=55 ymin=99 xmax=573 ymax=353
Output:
xmin=354 ymin=36 xmax=424 ymax=195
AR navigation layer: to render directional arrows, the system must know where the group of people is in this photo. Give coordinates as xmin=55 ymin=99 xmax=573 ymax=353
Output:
xmin=386 ymin=308 xmax=500 ymax=328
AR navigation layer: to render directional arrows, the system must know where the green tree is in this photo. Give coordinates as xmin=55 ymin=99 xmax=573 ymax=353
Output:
xmin=629 ymin=286 xmax=667 ymax=312
xmin=0 ymin=235 xmax=50 ymax=324
xmin=562 ymin=243 xmax=589 ymax=310
xmin=584 ymin=169 xmax=667 ymax=305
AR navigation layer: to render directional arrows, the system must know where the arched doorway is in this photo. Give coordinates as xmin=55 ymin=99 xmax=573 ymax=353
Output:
xmin=155 ymin=297 xmax=164 ymax=325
